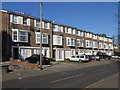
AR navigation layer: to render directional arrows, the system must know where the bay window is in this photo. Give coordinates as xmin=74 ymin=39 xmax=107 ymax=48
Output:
xmin=12 ymin=29 xmax=28 ymax=42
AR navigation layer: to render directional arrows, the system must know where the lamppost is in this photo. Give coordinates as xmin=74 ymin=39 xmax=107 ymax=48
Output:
xmin=39 ymin=0 xmax=43 ymax=70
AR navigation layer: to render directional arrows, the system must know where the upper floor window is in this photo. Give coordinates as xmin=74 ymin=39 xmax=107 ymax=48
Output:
xmin=10 ymin=14 xmax=18 ymax=24
xmin=85 ymin=33 xmax=90 ymax=38
xmin=93 ymin=42 xmax=98 ymax=48
xmin=99 ymin=43 xmax=103 ymax=49
xmin=35 ymin=32 xmax=49 ymax=44
xmin=93 ymin=35 xmax=97 ymax=40
xmin=42 ymin=34 xmax=49 ymax=44
xmin=10 ymin=14 xmax=30 ymax=26
xmin=77 ymin=39 xmax=84 ymax=47
xmin=99 ymin=36 xmax=103 ymax=41
xmin=66 ymin=28 xmax=76 ymax=34
xmin=77 ymin=31 xmax=83 ymax=36
xmin=86 ymin=40 xmax=92 ymax=48
xmin=109 ymin=39 xmax=111 ymax=42
xmin=36 ymin=20 xmax=40 ymax=28
xmin=80 ymin=31 xmax=83 ymax=36
xmin=43 ymin=22 xmax=50 ymax=29
xmin=23 ymin=17 xmax=27 ymax=25
xmin=53 ymin=24 xmax=63 ymax=32
xmin=53 ymin=35 xmax=62 ymax=45
xmin=12 ymin=29 xmax=28 ymax=43
xmin=66 ymin=37 xmax=75 ymax=46
xmin=90 ymin=34 xmax=92 ymax=38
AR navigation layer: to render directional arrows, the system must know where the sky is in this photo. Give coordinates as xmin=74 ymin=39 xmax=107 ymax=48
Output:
xmin=2 ymin=2 xmax=118 ymax=37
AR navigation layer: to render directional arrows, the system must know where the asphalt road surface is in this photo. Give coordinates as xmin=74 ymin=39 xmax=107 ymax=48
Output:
xmin=2 ymin=60 xmax=119 ymax=89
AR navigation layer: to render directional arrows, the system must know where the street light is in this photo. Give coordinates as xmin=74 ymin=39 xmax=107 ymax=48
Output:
xmin=39 ymin=0 xmax=43 ymax=70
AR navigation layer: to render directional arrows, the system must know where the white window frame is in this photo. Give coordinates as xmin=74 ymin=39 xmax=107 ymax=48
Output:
xmin=35 ymin=32 xmax=49 ymax=44
xmin=12 ymin=29 xmax=28 ymax=43
xmin=44 ymin=22 xmax=50 ymax=29
xmin=66 ymin=37 xmax=75 ymax=46
xmin=53 ymin=35 xmax=62 ymax=45
xmin=77 ymin=39 xmax=83 ymax=47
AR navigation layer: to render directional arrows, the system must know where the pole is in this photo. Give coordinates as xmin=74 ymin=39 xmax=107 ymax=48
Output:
xmin=39 ymin=0 xmax=43 ymax=70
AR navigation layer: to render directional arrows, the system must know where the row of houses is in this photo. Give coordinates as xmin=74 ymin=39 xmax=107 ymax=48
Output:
xmin=1 ymin=9 xmax=113 ymax=61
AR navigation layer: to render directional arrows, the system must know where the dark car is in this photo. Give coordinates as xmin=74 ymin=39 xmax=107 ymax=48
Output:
xmin=25 ymin=54 xmax=50 ymax=65
xmin=103 ymin=55 xmax=111 ymax=60
xmin=88 ymin=55 xmax=93 ymax=61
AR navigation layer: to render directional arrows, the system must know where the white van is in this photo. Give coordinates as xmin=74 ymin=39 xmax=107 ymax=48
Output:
xmin=69 ymin=55 xmax=81 ymax=62
xmin=79 ymin=55 xmax=89 ymax=62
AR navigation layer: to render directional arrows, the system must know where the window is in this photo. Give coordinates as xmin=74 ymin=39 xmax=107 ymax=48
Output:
xmin=86 ymin=42 xmax=89 ymax=47
xmin=13 ymin=31 xmax=17 ymax=41
xmin=73 ymin=29 xmax=76 ymax=34
xmin=58 ymin=26 xmax=61 ymax=32
xmin=80 ymin=40 xmax=83 ymax=47
xmin=71 ymin=39 xmax=74 ymax=45
xmin=77 ymin=39 xmax=83 ymax=47
xmin=67 ymin=37 xmax=75 ymax=46
xmin=44 ymin=22 xmax=48 ymax=29
xmin=42 ymin=34 xmax=48 ymax=44
xmin=13 ymin=15 xmax=18 ymax=24
xmin=53 ymin=24 xmax=63 ymax=32
xmin=36 ymin=33 xmax=48 ymax=44
xmin=67 ymin=38 xmax=70 ymax=45
xmin=77 ymin=40 xmax=80 ymax=46
xmin=36 ymin=20 xmax=40 ymax=28
xmin=80 ymin=31 xmax=83 ymax=36
xmin=89 ymin=41 xmax=92 ymax=47
xmin=77 ymin=31 xmax=79 ymax=35
xmin=58 ymin=36 xmax=62 ymax=45
xmin=44 ymin=22 xmax=49 ymax=29
xmin=53 ymin=35 xmax=62 ymax=45
xmin=23 ymin=18 xmax=27 ymax=25
xmin=19 ymin=31 xmax=28 ymax=42
xmin=68 ymin=28 xmax=72 ymax=34
xmin=12 ymin=29 xmax=28 ymax=42
xmin=36 ymin=33 xmax=40 ymax=43
xmin=80 ymin=56 xmax=84 ymax=58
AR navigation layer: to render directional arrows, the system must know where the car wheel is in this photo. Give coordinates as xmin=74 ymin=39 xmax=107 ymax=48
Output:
xmin=79 ymin=60 xmax=82 ymax=62
xmin=68 ymin=59 xmax=71 ymax=62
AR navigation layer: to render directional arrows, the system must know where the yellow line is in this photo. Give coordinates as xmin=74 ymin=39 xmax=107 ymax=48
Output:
xmin=82 ymin=73 xmax=118 ymax=90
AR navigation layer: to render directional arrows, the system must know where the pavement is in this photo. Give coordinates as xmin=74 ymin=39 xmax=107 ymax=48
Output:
xmin=2 ymin=59 xmax=119 ymax=88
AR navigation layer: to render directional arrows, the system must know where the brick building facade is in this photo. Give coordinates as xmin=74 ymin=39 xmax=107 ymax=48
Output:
xmin=1 ymin=9 xmax=113 ymax=61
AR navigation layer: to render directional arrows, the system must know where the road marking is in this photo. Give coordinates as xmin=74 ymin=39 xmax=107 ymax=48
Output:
xmin=82 ymin=73 xmax=118 ymax=90
xmin=49 ymin=73 xmax=85 ymax=83
xmin=92 ymin=68 xmax=106 ymax=72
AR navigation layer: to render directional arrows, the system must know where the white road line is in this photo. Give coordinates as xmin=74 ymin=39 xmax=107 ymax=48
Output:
xmin=49 ymin=73 xmax=85 ymax=83
xmin=92 ymin=68 xmax=106 ymax=72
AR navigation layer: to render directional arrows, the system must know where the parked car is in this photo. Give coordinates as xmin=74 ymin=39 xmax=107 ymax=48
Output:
xmin=68 ymin=55 xmax=81 ymax=62
xmin=111 ymin=55 xmax=120 ymax=59
xmin=25 ymin=54 xmax=50 ymax=65
xmin=87 ymin=55 xmax=93 ymax=61
xmin=91 ymin=55 xmax=96 ymax=60
xmin=95 ymin=55 xmax=101 ymax=60
xmin=79 ymin=55 xmax=89 ymax=62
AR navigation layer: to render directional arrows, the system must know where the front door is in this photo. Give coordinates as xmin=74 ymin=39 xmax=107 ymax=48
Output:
xmin=13 ymin=48 xmax=19 ymax=59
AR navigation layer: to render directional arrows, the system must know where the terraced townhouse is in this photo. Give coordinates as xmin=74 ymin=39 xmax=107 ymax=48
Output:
xmin=1 ymin=9 xmax=114 ymax=61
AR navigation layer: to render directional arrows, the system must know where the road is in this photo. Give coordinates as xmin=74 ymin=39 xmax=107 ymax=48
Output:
xmin=2 ymin=60 xmax=119 ymax=89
